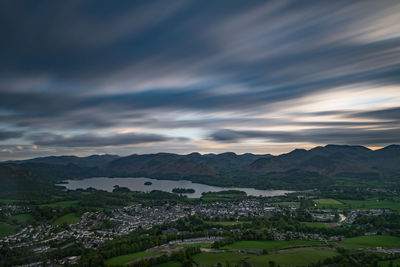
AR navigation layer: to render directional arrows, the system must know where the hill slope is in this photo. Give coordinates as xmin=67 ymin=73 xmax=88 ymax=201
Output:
xmin=247 ymin=145 xmax=400 ymax=177
xmin=3 ymin=145 xmax=400 ymax=190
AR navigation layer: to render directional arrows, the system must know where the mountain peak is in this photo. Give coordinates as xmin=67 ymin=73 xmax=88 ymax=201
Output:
xmin=324 ymin=144 xmax=371 ymax=151
xmin=379 ymin=144 xmax=400 ymax=151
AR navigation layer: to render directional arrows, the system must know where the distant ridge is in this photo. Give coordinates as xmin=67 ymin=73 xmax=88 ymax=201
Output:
xmin=13 ymin=154 xmax=119 ymax=167
xmin=1 ymin=145 xmax=399 ymax=192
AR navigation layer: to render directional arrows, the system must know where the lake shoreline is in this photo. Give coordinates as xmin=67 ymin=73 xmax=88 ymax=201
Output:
xmin=57 ymin=177 xmax=294 ymax=198
xmin=54 ymin=175 xmax=296 ymax=191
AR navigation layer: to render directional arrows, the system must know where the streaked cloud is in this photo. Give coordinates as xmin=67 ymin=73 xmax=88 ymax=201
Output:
xmin=209 ymin=128 xmax=400 ymax=146
xmin=29 ymin=132 xmax=180 ymax=147
xmin=0 ymin=129 xmax=24 ymax=141
xmin=0 ymin=0 xmax=399 ymax=159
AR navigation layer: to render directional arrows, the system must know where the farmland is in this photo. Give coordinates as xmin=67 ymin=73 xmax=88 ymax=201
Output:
xmin=0 ymin=222 xmax=17 ymax=237
xmin=39 ymin=200 xmax=79 ymax=208
xmin=10 ymin=214 xmax=35 ymax=225
xmin=314 ymin=198 xmax=400 ymax=210
xmin=154 ymin=262 xmax=181 ymax=267
xmin=207 ymin=221 xmax=249 ymax=226
xmin=52 ymin=213 xmax=80 ymax=225
xmin=105 ymin=251 xmax=162 ymax=265
xmin=339 ymin=235 xmax=400 ymax=249
xmin=223 ymin=240 xmax=326 ymax=251
xmin=193 ymin=250 xmax=339 ymax=267
xmin=314 ymin=199 xmax=343 ymax=205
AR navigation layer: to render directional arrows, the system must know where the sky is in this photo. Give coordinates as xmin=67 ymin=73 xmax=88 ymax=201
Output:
xmin=0 ymin=0 xmax=400 ymax=160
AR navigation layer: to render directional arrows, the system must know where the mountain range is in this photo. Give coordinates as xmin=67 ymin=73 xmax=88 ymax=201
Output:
xmin=1 ymin=144 xmax=399 ymax=192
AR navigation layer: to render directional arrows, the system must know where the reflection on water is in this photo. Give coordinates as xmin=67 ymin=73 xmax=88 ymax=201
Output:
xmin=58 ymin=177 xmax=293 ymax=198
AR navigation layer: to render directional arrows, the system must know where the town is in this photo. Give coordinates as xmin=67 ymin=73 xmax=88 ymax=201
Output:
xmin=2 ymin=192 xmax=399 ymax=267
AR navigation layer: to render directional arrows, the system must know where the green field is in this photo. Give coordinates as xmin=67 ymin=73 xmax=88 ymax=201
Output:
xmin=340 ymin=199 xmax=400 ymax=210
xmin=379 ymin=258 xmax=400 ymax=267
xmin=314 ymin=198 xmax=400 ymax=210
xmin=193 ymin=252 xmax=244 ymax=266
xmin=207 ymin=221 xmax=249 ymax=226
xmin=193 ymin=250 xmax=339 ymax=267
xmin=105 ymin=251 xmax=162 ymax=265
xmin=0 ymin=222 xmax=17 ymax=237
xmin=339 ymin=235 xmax=400 ymax=249
xmin=314 ymin=199 xmax=343 ymax=205
xmin=52 ymin=213 xmax=80 ymax=225
xmin=39 ymin=200 xmax=79 ymax=208
xmin=154 ymin=262 xmax=181 ymax=267
xmin=250 ymin=251 xmax=339 ymax=267
xmin=223 ymin=240 xmax=326 ymax=251
xmin=10 ymin=214 xmax=35 ymax=225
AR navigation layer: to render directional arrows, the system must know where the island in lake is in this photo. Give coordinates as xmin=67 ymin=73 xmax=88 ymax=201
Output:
xmin=144 ymin=181 xmax=152 ymax=186
xmin=112 ymin=185 xmax=131 ymax=193
xmin=172 ymin=188 xmax=195 ymax=194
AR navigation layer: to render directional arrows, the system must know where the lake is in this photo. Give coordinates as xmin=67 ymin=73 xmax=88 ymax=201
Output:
xmin=58 ymin=177 xmax=293 ymax=198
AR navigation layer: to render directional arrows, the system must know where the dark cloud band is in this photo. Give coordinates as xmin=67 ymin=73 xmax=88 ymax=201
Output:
xmin=0 ymin=129 xmax=23 ymax=141
xmin=209 ymin=128 xmax=400 ymax=146
xmin=29 ymin=132 xmax=175 ymax=147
